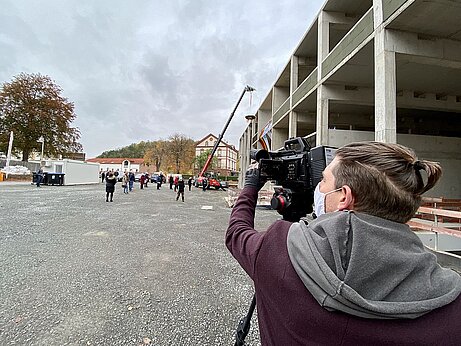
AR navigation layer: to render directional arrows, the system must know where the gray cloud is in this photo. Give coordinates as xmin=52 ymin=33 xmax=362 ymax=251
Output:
xmin=1 ymin=0 xmax=323 ymax=157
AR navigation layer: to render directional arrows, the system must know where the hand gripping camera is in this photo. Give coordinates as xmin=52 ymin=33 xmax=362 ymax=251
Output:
xmin=250 ymin=137 xmax=336 ymax=222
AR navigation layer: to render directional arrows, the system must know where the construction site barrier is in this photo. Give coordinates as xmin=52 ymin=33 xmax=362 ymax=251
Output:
xmin=408 ymin=198 xmax=461 ymax=251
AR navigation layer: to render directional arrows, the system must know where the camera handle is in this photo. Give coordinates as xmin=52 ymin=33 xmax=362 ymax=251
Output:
xmin=234 ymin=294 xmax=256 ymax=346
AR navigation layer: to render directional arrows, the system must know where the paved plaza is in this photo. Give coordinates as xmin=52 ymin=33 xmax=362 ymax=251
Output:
xmin=0 ymin=182 xmax=279 ymax=346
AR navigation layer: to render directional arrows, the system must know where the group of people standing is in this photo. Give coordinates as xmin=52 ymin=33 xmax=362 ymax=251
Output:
xmin=168 ymin=176 xmax=194 ymax=202
xmin=102 ymin=169 xmax=194 ymax=203
xmin=101 ymin=169 xmax=138 ymax=202
xmin=99 ymin=169 xmax=119 ymax=183
xmin=139 ymin=172 xmax=149 ymax=190
xmin=169 ymin=176 xmax=194 ymax=191
xmin=122 ymin=171 xmax=136 ymax=193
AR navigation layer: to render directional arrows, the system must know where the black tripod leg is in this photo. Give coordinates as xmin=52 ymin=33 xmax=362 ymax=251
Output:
xmin=234 ymin=295 xmax=256 ymax=346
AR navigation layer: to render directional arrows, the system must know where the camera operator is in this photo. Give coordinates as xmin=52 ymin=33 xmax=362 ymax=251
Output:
xmin=226 ymin=141 xmax=461 ymax=345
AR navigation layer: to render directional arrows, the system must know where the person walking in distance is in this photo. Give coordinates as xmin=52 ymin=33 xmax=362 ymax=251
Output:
xmin=169 ymin=175 xmax=174 ymax=189
xmin=157 ymin=172 xmax=164 ymax=190
xmin=144 ymin=173 xmax=149 ymax=188
xmin=188 ymin=176 xmax=193 ymax=191
xmin=105 ymin=172 xmax=117 ymax=202
xmin=128 ymin=171 xmax=135 ymax=192
xmin=202 ymin=177 xmax=207 ymax=191
xmin=122 ymin=172 xmax=129 ymax=194
xmin=139 ymin=173 xmax=145 ymax=190
xmin=176 ymin=178 xmax=185 ymax=202
xmin=36 ymin=166 xmax=44 ymax=187
xmin=174 ymin=175 xmax=179 ymax=192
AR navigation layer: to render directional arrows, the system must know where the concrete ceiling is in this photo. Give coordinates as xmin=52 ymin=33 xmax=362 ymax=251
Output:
xmin=388 ymin=0 xmax=461 ymax=41
xmin=294 ymin=23 xmax=318 ymax=57
xmin=275 ymin=64 xmax=291 ymax=87
xmin=294 ymin=0 xmax=372 ymax=57
xmin=294 ymin=90 xmax=317 ymax=112
xmin=323 ymin=42 xmax=461 ymax=96
xmin=396 ymin=54 xmax=461 ymax=95
xmin=273 ymin=114 xmax=289 ymax=128
xmin=323 ymin=0 xmax=372 ymax=15
xmin=328 ymin=41 xmax=374 ymax=86
xmin=260 ymin=91 xmax=272 ymax=111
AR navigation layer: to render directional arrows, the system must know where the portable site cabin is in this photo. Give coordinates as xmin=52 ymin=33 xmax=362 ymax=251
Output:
xmin=40 ymin=159 xmax=100 ymax=185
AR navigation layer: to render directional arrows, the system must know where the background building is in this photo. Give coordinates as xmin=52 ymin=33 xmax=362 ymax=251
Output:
xmin=239 ymin=0 xmax=461 ymax=198
xmin=86 ymin=158 xmax=146 ymax=173
xmin=62 ymin=152 xmax=86 ymax=161
xmin=195 ymin=134 xmax=238 ymax=176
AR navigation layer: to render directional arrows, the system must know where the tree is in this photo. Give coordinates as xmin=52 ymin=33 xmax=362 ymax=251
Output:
xmin=0 ymin=73 xmax=82 ymax=161
xmin=167 ymin=134 xmax=195 ymax=173
xmin=95 ymin=135 xmax=197 ymax=174
xmin=194 ymin=149 xmax=217 ymax=174
xmin=143 ymin=140 xmax=168 ymax=171
xmin=98 ymin=141 xmax=150 ymax=158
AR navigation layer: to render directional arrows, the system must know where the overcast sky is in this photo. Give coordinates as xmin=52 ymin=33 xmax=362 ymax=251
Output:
xmin=1 ymin=0 xmax=323 ymax=158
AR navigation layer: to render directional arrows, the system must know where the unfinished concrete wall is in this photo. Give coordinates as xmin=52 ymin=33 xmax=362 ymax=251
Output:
xmin=399 ymin=134 xmax=461 ymax=199
xmin=272 ymin=127 xmax=288 ymax=150
xmin=328 ymin=129 xmax=461 ymax=198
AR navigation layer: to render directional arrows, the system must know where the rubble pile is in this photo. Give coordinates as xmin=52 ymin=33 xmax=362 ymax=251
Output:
xmin=1 ymin=165 xmax=31 ymax=175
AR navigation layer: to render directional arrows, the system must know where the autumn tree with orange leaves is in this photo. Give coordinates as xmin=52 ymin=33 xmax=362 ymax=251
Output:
xmin=0 ymin=73 xmax=82 ymax=161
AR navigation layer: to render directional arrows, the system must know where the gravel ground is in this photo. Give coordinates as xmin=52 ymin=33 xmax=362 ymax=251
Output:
xmin=0 ymin=182 xmax=279 ymax=346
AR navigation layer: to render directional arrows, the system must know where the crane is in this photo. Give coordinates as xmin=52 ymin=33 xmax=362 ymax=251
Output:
xmin=196 ymin=85 xmax=255 ymax=190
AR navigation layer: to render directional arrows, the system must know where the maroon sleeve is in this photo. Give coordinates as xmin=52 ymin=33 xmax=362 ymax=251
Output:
xmin=226 ymin=186 xmax=268 ymax=279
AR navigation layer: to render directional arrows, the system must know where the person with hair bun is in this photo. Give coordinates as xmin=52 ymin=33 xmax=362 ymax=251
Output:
xmin=227 ymin=141 xmax=461 ymax=346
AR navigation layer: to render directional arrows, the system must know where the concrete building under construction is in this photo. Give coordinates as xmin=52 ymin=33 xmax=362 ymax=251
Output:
xmin=239 ymin=0 xmax=461 ymax=199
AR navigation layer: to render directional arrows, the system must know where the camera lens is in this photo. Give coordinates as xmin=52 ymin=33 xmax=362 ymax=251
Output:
xmin=271 ymin=195 xmax=287 ymax=211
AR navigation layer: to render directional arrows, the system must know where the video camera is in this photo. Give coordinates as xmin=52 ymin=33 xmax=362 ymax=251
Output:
xmin=250 ymin=137 xmax=336 ymax=222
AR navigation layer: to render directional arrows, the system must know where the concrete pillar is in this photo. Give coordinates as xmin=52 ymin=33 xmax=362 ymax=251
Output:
xmin=258 ymin=109 xmax=271 ymax=133
xmin=316 ymin=10 xmax=330 ymax=145
xmin=246 ymin=127 xmax=251 ymax=167
xmin=238 ymin=126 xmax=252 ymax=188
xmin=238 ymin=136 xmax=244 ymax=188
xmin=288 ymin=111 xmax=298 ymax=138
xmin=289 ymin=55 xmax=299 ymax=138
xmin=374 ymin=0 xmax=397 ymax=143
xmin=272 ymin=128 xmax=287 ymax=150
xmin=290 ymin=55 xmax=299 ymax=95
xmin=273 ymin=86 xmax=289 ymax=111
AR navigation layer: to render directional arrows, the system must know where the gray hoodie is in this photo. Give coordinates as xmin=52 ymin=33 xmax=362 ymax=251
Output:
xmin=287 ymin=210 xmax=461 ymax=319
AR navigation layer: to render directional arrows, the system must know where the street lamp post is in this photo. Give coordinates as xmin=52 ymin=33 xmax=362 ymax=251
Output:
xmin=6 ymin=131 xmax=13 ymax=168
xmin=37 ymin=136 xmax=44 ymax=163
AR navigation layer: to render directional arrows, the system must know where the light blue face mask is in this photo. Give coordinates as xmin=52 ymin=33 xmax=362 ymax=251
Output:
xmin=313 ymin=184 xmax=342 ymax=217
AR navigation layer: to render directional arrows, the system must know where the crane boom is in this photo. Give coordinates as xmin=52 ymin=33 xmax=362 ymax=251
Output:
xmin=198 ymin=85 xmax=255 ymax=178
